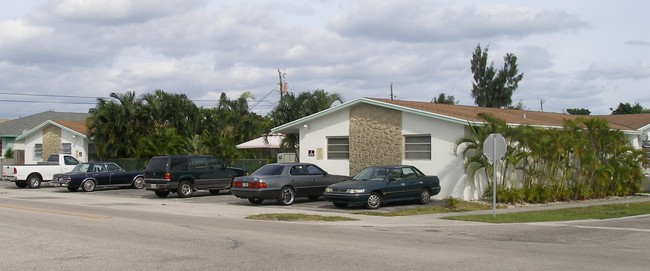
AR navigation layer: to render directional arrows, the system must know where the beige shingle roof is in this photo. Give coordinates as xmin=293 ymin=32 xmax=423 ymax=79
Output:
xmin=369 ymin=98 xmax=650 ymax=131
xmin=53 ymin=120 xmax=88 ymax=135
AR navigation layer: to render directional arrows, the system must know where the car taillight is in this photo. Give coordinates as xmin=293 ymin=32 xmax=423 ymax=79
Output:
xmin=248 ymin=181 xmax=267 ymax=189
xmin=165 ymin=172 xmax=171 ymax=181
xmin=232 ymin=180 xmax=267 ymax=189
xmin=249 ymin=182 xmax=266 ymax=188
xmin=13 ymin=168 xmax=17 ymax=174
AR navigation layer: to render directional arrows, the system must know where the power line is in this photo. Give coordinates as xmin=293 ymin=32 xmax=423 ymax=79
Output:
xmin=0 ymin=99 xmax=98 ymax=105
xmin=0 ymin=92 xmax=101 ymax=99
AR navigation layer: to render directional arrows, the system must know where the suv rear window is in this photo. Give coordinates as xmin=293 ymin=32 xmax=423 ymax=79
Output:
xmin=146 ymin=157 xmax=169 ymax=172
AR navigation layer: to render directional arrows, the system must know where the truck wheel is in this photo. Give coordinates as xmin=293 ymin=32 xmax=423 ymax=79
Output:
xmin=177 ymin=181 xmax=194 ymax=198
xmin=155 ymin=191 xmax=170 ymax=198
xmin=15 ymin=181 xmax=27 ymax=188
xmin=27 ymin=174 xmax=42 ymax=189
xmin=81 ymin=180 xmax=96 ymax=192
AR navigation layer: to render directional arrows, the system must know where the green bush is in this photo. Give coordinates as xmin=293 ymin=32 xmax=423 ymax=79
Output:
xmin=443 ymin=196 xmax=460 ymax=210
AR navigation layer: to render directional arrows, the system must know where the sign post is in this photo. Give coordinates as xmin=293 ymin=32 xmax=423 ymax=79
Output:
xmin=483 ymin=133 xmax=507 ymax=218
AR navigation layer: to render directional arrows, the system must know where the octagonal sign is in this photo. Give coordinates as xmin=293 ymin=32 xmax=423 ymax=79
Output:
xmin=483 ymin=133 xmax=506 ymax=164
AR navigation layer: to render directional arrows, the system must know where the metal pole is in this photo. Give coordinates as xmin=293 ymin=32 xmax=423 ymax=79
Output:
xmin=492 ymin=136 xmax=497 ymax=218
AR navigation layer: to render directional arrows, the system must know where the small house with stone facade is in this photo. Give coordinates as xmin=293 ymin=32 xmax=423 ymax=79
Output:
xmin=0 ymin=111 xmax=90 ymax=164
xmin=271 ymin=97 xmax=650 ymax=200
xmin=15 ymin=120 xmax=90 ymax=163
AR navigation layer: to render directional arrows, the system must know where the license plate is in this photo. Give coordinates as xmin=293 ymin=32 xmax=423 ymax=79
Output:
xmin=243 ymin=183 xmax=248 ymax=187
xmin=150 ymin=184 xmax=157 ymax=188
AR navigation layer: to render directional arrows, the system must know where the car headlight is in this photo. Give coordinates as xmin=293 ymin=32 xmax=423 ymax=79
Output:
xmin=346 ymin=188 xmax=365 ymax=193
xmin=325 ymin=187 xmax=333 ymax=192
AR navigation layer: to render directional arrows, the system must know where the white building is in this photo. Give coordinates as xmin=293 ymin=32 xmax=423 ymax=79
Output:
xmin=271 ymin=98 xmax=650 ymax=200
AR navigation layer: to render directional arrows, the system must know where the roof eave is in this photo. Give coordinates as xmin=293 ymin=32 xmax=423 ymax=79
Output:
xmin=15 ymin=120 xmax=88 ymax=141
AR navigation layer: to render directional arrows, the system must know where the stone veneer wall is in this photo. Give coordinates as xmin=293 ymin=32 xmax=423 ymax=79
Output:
xmin=42 ymin=125 xmax=62 ymax=160
xmin=349 ymin=104 xmax=403 ymax=175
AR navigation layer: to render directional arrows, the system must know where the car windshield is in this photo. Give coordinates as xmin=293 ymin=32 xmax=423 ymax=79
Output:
xmin=253 ymin=165 xmax=285 ymax=176
xmin=71 ymin=163 xmax=91 ymax=173
xmin=353 ymin=167 xmax=389 ymax=181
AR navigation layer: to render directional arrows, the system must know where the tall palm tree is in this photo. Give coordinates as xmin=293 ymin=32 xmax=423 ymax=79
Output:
xmin=268 ymin=89 xmax=343 ymax=159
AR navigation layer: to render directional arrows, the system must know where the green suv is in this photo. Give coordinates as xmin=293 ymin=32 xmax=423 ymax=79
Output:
xmin=143 ymin=155 xmax=246 ymax=198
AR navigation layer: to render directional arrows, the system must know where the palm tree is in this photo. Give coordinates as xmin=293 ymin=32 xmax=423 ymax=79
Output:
xmin=268 ymin=89 xmax=343 ymax=159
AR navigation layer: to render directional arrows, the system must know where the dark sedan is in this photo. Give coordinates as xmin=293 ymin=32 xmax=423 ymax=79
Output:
xmin=230 ymin=163 xmax=348 ymax=205
xmin=50 ymin=162 xmax=144 ymax=192
xmin=323 ymin=165 xmax=441 ymax=209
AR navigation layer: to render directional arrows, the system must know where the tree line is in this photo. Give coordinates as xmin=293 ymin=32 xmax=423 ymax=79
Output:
xmin=87 ymin=89 xmax=342 ymax=163
xmin=455 ymin=114 xmax=648 ymax=203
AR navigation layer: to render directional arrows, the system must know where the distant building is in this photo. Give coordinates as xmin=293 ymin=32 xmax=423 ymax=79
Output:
xmin=0 ymin=111 xmax=90 ymax=164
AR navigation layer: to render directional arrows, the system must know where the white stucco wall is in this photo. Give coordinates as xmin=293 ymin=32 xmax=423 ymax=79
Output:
xmin=22 ymin=131 xmax=42 ymax=163
xmin=296 ymin=108 xmax=479 ymax=200
xmin=60 ymin=131 xmax=88 ymax=162
xmin=21 ymin=126 xmax=88 ymax=164
xmin=298 ymin=108 xmax=351 ymax=176
xmin=402 ymin=113 xmax=473 ymax=200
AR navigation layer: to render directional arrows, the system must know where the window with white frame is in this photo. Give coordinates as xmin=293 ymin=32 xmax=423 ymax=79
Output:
xmin=62 ymin=143 xmax=72 ymax=155
xmin=404 ymin=135 xmax=431 ymax=160
xmin=327 ymin=137 xmax=349 ymax=160
xmin=34 ymin=144 xmax=43 ymax=159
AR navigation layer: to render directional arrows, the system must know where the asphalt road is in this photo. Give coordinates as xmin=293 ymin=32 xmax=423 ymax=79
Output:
xmin=1 ymin=182 xmax=649 ymax=271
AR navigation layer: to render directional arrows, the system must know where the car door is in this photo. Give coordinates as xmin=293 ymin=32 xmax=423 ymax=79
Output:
xmin=288 ymin=165 xmax=315 ymax=197
xmin=106 ymin=163 xmax=130 ymax=185
xmin=400 ymin=166 xmax=425 ymax=199
xmin=189 ymin=157 xmax=212 ymax=189
xmin=92 ymin=164 xmax=111 ymax=186
xmin=206 ymin=157 xmax=232 ymax=188
xmin=304 ymin=164 xmax=331 ymax=195
xmin=382 ymin=168 xmax=411 ymax=201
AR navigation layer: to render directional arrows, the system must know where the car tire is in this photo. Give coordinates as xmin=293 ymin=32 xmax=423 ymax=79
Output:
xmin=155 ymin=190 xmax=170 ymax=198
xmin=248 ymin=198 xmax=264 ymax=204
xmin=209 ymin=189 xmax=220 ymax=195
xmin=277 ymin=186 xmax=295 ymax=205
xmin=333 ymin=202 xmax=349 ymax=208
xmin=131 ymin=177 xmax=144 ymax=189
xmin=177 ymin=181 xmax=194 ymax=198
xmin=365 ymin=192 xmax=382 ymax=209
xmin=67 ymin=186 xmax=79 ymax=192
xmin=308 ymin=196 xmax=320 ymax=201
xmin=418 ymin=189 xmax=431 ymax=205
xmin=27 ymin=174 xmax=42 ymax=189
xmin=15 ymin=181 xmax=27 ymax=188
xmin=81 ymin=180 xmax=96 ymax=192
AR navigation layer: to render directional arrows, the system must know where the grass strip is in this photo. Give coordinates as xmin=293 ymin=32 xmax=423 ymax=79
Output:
xmin=246 ymin=213 xmax=359 ymax=222
xmin=353 ymin=201 xmax=493 ymax=217
xmin=442 ymin=201 xmax=650 ymax=223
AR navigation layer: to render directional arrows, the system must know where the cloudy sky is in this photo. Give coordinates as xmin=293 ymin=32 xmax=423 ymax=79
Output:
xmin=0 ymin=0 xmax=648 ymax=119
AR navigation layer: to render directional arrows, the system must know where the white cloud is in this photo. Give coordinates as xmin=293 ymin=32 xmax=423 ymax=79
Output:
xmin=0 ymin=0 xmax=648 ymax=119
xmin=328 ymin=0 xmax=587 ymax=43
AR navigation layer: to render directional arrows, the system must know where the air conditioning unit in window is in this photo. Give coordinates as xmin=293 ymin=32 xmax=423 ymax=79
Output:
xmin=277 ymin=153 xmax=296 ymax=163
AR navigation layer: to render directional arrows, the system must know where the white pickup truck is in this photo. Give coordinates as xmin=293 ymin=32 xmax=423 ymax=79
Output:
xmin=1 ymin=154 xmax=80 ymax=188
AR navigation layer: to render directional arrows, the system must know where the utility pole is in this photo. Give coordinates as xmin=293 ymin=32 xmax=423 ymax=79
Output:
xmin=278 ymin=68 xmax=285 ymax=99
xmin=390 ymin=82 xmax=394 ymax=100
xmin=540 ymin=98 xmax=545 ymax=112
